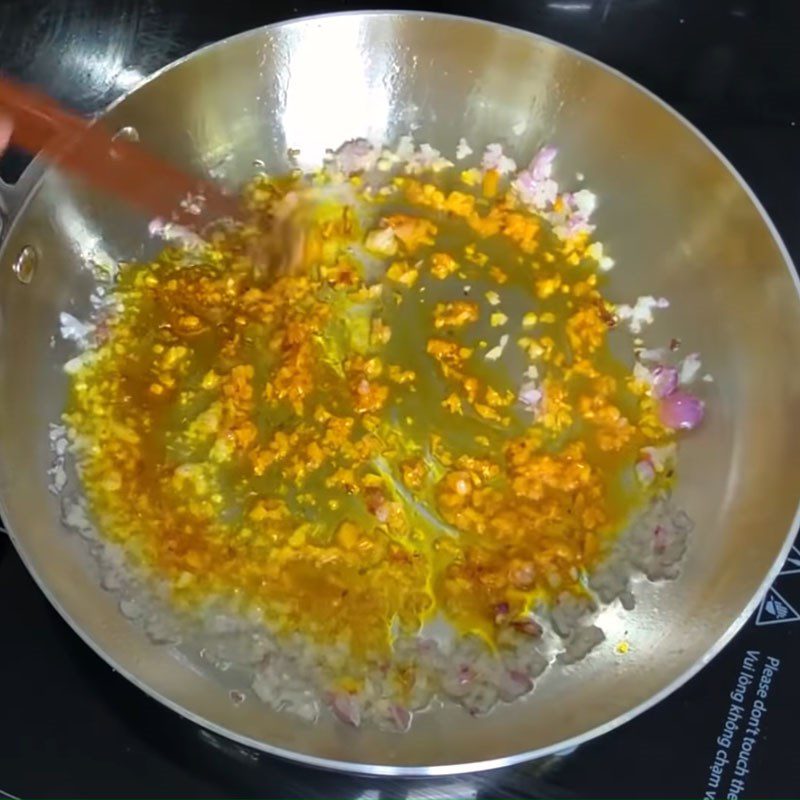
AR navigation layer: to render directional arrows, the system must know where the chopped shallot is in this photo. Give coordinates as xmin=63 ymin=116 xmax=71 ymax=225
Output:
xmin=458 ymin=664 xmax=475 ymax=685
xmin=330 ymin=138 xmax=379 ymax=174
xmin=511 ymin=617 xmax=543 ymax=637
xmin=375 ymin=135 xmax=415 ymax=170
xmin=637 ymin=346 xmax=670 ymax=363
xmin=497 ymin=669 xmax=533 ymax=702
xmin=650 ymin=366 xmax=679 ymax=399
xmin=327 ymin=692 xmax=362 ymax=727
xmin=547 ymin=189 xmax=598 ymax=240
xmin=659 ymin=391 xmax=705 ymax=431
xmin=616 ymin=296 xmax=669 ymax=334
xmin=518 ymin=381 xmax=543 ymax=412
xmin=571 ymin=189 xmax=597 ymax=218
xmin=389 ymin=704 xmax=412 ymax=731
xmin=653 ymin=525 xmax=670 ymax=553
xmin=633 ymin=361 xmax=654 ymax=387
xmin=512 ymin=146 xmax=559 ymax=210
xmin=494 ymin=602 xmax=510 ymax=624
xmin=148 ymin=218 xmax=205 ymax=249
xmin=406 ymin=143 xmax=453 ymax=175
xmin=641 ymin=442 xmax=677 ymax=472
xmin=59 ymin=312 xmax=94 ymax=345
xmin=455 ymin=137 xmax=473 ymax=160
xmin=529 ymin=145 xmax=557 ymax=180
xmin=516 ymin=174 xmax=559 ymax=210
xmin=481 ymin=143 xmax=517 ymax=175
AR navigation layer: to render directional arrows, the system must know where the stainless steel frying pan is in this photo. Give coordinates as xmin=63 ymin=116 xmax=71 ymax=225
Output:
xmin=0 ymin=11 xmax=798 ymax=776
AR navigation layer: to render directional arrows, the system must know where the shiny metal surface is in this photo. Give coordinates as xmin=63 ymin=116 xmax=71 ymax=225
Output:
xmin=0 ymin=11 xmax=798 ymax=775
xmin=10 ymin=245 xmax=36 ymax=284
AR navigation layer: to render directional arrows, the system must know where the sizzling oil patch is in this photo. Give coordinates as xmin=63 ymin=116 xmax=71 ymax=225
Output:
xmin=64 ymin=167 xmax=673 ymax=667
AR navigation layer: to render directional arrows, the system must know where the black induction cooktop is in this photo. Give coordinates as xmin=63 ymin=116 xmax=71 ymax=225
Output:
xmin=1 ymin=1 xmax=799 ymax=797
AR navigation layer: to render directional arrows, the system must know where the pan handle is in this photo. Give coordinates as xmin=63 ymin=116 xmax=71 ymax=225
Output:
xmin=0 ymin=155 xmax=47 ymax=242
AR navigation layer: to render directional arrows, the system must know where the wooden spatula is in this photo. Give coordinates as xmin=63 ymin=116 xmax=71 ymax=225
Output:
xmin=0 ymin=74 xmax=239 ymax=227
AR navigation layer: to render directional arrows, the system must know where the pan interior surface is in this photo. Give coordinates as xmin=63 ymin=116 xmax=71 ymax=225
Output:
xmin=0 ymin=12 xmax=798 ymax=774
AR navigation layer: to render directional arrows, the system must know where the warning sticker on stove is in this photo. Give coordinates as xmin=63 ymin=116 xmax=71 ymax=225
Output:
xmin=778 ymin=545 xmax=800 ymax=576
xmin=704 ymin=650 xmax=781 ymax=799
xmin=755 ymin=587 xmax=799 ymax=626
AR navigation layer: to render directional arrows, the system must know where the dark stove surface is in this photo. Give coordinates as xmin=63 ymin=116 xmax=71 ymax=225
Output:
xmin=1 ymin=1 xmax=799 ymax=797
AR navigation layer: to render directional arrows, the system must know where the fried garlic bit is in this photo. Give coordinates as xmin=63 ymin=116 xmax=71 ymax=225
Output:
xmin=433 ymin=301 xmax=479 ymax=329
xmin=65 ymin=158 xmax=675 ymax=660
